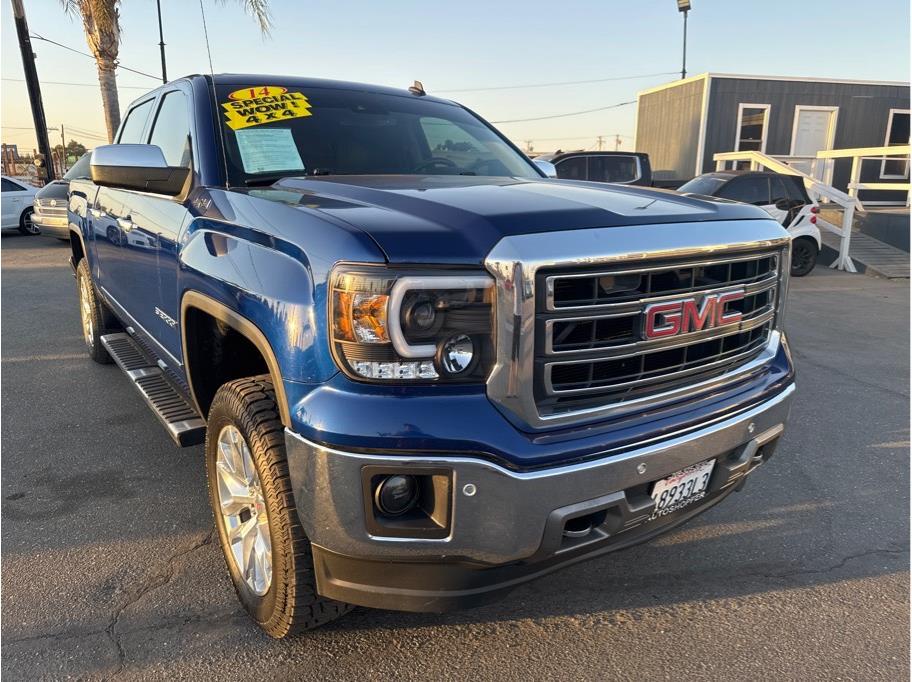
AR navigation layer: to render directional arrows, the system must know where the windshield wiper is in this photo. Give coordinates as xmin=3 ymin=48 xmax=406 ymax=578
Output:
xmin=244 ymin=173 xmax=307 ymax=187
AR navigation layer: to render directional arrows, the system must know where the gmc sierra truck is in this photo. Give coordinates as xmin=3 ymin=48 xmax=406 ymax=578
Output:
xmin=68 ymin=74 xmax=795 ymax=638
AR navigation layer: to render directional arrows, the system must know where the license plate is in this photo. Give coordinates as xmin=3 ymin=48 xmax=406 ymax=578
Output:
xmin=649 ymin=459 xmax=715 ymax=521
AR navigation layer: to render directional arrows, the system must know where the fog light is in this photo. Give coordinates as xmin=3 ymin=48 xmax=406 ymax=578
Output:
xmin=374 ymin=475 xmax=419 ymax=516
xmin=438 ymin=334 xmax=475 ymax=375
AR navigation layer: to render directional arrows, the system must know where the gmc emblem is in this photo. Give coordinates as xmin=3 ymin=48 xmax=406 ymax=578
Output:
xmin=643 ymin=289 xmax=745 ymax=340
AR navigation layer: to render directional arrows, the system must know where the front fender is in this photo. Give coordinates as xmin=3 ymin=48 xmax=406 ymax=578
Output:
xmin=178 ymin=215 xmax=382 ymax=387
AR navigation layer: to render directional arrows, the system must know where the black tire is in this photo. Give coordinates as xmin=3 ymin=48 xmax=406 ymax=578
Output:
xmin=75 ymin=259 xmax=115 ymax=364
xmin=205 ymin=376 xmax=352 ymax=637
xmin=790 ymin=237 xmax=818 ymax=277
xmin=17 ymin=207 xmax=38 ymax=235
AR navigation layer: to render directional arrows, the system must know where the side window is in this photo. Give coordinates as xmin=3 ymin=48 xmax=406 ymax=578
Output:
xmin=2 ymin=178 xmax=23 ymax=192
xmin=882 ymin=110 xmax=910 ymax=178
xmin=588 ymin=155 xmax=639 ymax=183
xmin=782 ymin=176 xmax=808 ymax=203
xmin=117 ymin=98 xmax=156 ymax=144
xmin=718 ymin=176 xmax=770 ymax=205
xmin=769 ymin=176 xmax=790 ymax=205
xmin=555 ymin=156 xmax=586 ymax=180
xmin=148 ymin=91 xmax=192 ymax=168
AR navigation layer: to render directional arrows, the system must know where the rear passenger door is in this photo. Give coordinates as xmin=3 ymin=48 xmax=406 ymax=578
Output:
xmin=2 ymin=178 xmax=28 ymax=228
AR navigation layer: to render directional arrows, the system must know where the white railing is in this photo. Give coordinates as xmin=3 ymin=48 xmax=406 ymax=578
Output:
xmin=813 ymin=145 xmax=910 ymax=209
xmin=713 ymin=150 xmax=860 ymax=272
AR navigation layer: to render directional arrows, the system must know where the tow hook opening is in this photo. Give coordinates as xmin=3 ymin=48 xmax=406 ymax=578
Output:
xmin=562 ymin=510 xmax=608 ymax=539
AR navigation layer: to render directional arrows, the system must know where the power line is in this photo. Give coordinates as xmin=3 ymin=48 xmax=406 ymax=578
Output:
xmin=2 ymin=77 xmax=151 ymax=90
xmin=3 ymin=124 xmax=108 ymax=141
xmin=492 ymin=100 xmax=636 ymax=124
xmin=437 ymin=71 xmax=678 ymax=94
xmin=29 ymin=33 xmax=161 ymax=81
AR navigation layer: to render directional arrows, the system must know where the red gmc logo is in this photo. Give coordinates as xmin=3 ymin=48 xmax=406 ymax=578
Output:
xmin=643 ymin=289 xmax=745 ymax=340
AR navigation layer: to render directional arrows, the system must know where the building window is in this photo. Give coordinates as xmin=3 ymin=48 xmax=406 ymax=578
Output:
xmin=735 ymin=104 xmax=770 ymax=153
xmin=881 ymin=109 xmax=910 ymax=179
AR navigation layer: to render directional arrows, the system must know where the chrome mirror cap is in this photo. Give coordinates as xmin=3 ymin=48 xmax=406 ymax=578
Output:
xmin=532 ymin=159 xmax=557 ymax=178
xmin=90 ymin=144 xmax=189 ymax=196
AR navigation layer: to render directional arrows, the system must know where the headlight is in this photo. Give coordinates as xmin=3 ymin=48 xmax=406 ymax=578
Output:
xmin=330 ymin=264 xmax=495 ymax=383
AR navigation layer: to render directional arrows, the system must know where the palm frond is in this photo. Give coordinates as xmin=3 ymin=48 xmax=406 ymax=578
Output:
xmin=214 ymin=0 xmax=272 ymax=35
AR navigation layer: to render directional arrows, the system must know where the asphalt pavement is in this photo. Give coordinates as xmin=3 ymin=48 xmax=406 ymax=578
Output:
xmin=1 ymin=232 xmax=909 ymax=681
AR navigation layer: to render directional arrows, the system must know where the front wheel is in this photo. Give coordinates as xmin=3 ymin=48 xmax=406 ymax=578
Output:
xmin=18 ymin=207 xmax=39 ymax=235
xmin=790 ymin=237 xmax=818 ymax=277
xmin=75 ymin=259 xmax=114 ymax=363
xmin=206 ymin=376 xmax=352 ymax=637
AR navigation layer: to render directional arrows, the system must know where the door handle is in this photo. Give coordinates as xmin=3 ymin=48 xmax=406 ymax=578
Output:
xmin=116 ymin=216 xmax=134 ymax=232
xmin=90 ymin=208 xmax=106 ymax=219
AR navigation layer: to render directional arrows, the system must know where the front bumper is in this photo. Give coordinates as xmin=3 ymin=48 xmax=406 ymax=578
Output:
xmin=286 ymin=382 xmax=795 ymax=612
xmin=32 ymin=211 xmax=69 ymax=238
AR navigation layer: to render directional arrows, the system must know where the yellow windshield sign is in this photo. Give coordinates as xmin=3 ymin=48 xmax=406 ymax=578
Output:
xmin=222 ymin=86 xmax=312 ymax=130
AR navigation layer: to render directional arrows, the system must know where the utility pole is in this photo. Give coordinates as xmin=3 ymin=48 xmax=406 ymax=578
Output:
xmin=596 ymin=135 xmax=604 ymax=151
xmin=60 ymin=123 xmax=66 ymax=173
xmin=11 ymin=0 xmax=55 ymax=181
xmin=615 ymin=134 xmax=622 ymax=151
xmin=156 ymin=0 xmax=168 ymax=83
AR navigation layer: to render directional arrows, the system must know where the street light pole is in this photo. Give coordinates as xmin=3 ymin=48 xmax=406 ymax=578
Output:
xmin=681 ymin=9 xmax=688 ymax=79
xmin=677 ymin=0 xmax=691 ymax=80
xmin=156 ymin=0 xmax=167 ymax=83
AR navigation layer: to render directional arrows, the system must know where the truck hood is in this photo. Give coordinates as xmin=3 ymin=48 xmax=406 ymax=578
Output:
xmin=241 ymin=175 xmax=769 ymax=264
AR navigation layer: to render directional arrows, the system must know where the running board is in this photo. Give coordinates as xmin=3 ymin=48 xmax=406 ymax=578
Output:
xmin=100 ymin=333 xmax=206 ymax=447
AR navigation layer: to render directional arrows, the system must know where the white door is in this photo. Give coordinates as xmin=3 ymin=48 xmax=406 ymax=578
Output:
xmin=791 ymin=108 xmax=836 ymax=157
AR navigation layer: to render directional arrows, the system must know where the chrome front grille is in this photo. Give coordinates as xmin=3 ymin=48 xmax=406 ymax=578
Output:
xmin=484 ymin=220 xmax=791 ymax=431
xmin=535 ymin=250 xmax=782 ymax=414
xmin=34 ymin=199 xmax=66 ymax=215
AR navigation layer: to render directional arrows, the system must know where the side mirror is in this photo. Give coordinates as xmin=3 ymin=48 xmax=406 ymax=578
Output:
xmin=90 ymin=144 xmax=190 ymax=196
xmin=533 ymin=159 xmax=557 ymax=178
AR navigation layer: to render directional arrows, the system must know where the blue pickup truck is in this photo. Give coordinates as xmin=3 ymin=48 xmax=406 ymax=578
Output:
xmin=68 ymin=74 xmax=795 ymax=638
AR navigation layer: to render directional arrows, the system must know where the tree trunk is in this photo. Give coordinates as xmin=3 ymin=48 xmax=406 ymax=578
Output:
xmin=96 ymin=57 xmax=120 ymax=143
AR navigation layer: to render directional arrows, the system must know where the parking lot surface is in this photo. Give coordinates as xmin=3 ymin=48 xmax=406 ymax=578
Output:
xmin=2 ymin=233 xmax=909 ymax=681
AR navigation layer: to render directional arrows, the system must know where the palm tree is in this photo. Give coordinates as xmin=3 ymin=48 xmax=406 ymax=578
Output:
xmin=62 ymin=0 xmax=271 ymax=143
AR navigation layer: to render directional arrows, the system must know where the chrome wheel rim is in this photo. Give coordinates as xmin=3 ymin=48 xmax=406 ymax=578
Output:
xmin=215 ymin=425 xmax=272 ymax=596
xmin=79 ymin=276 xmax=94 ymax=346
xmin=23 ymin=211 xmax=39 ymax=234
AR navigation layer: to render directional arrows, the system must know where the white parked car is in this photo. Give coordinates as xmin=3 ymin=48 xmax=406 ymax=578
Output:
xmin=2 ymin=175 xmax=40 ymax=235
xmin=678 ymin=171 xmax=822 ymax=277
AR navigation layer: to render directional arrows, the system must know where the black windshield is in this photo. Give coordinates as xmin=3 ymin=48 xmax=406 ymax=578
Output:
xmin=214 ymin=83 xmax=539 ymax=185
xmin=678 ymin=175 xmax=728 ymax=196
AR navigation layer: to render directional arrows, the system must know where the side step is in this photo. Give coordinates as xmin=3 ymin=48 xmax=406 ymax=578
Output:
xmin=100 ymin=333 xmax=206 ymax=447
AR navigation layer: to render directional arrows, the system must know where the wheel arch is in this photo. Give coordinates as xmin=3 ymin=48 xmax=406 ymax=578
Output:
xmin=69 ymin=226 xmax=87 ymax=266
xmin=180 ymin=290 xmax=292 ymax=427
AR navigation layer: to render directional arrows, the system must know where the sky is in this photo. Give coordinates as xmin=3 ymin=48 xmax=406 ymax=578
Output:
xmin=1 ymin=0 xmax=909 ymax=155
